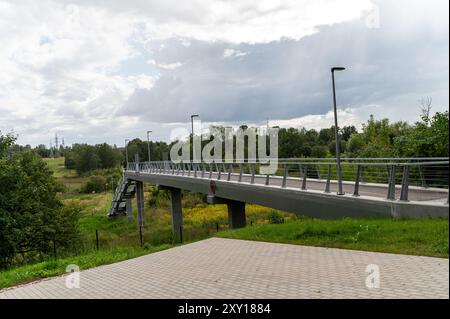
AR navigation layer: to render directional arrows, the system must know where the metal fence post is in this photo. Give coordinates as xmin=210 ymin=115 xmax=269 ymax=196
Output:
xmin=95 ymin=229 xmax=99 ymax=251
xmin=301 ymin=166 xmax=307 ymax=190
xmin=250 ymin=164 xmax=255 ymax=184
xmin=353 ymin=165 xmax=361 ymax=197
xmin=238 ymin=164 xmax=243 ymax=182
xmin=387 ymin=165 xmax=396 ymax=200
xmin=400 ymin=165 xmax=410 ymax=201
xmin=209 ymin=163 xmax=213 ymax=179
xmin=325 ymin=164 xmax=331 ymax=193
xmin=217 ymin=162 xmax=222 ymax=180
xmin=282 ymin=164 xmax=288 ymax=188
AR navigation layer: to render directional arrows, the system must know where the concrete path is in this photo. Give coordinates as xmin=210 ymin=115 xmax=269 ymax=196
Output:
xmin=0 ymin=238 xmax=448 ymax=299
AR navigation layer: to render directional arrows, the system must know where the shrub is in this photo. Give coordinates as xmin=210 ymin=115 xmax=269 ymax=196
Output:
xmin=81 ymin=175 xmax=107 ymax=193
xmin=268 ymin=210 xmax=284 ymax=224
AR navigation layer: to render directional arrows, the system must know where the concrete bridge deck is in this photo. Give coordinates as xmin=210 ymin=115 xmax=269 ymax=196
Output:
xmin=124 ymin=168 xmax=448 ymax=220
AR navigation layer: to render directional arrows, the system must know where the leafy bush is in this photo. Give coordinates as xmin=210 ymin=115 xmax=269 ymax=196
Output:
xmin=148 ymin=187 xmax=170 ymax=207
xmin=81 ymin=175 xmax=107 ymax=193
xmin=182 ymin=191 xmax=206 ymax=208
xmin=268 ymin=210 xmax=285 ymax=224
xmin=64 ymin=151 xmax=76 ymax=169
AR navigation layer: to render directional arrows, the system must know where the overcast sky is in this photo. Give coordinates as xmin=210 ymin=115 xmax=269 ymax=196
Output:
xmin=0 ymin=0 xmax=448 ymax=146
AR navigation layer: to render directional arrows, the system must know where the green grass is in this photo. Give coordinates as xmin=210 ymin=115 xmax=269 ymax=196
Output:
xmin=0 ymin=245 xmax=172 ymax=289
xmin=217 ymin=217 xmax=449 ymax=258
xmin=44 ymin=157 xmax=88 ymax=195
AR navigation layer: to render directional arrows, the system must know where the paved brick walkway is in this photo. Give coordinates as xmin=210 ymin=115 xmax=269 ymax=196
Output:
xmin=0 ymin=238 xmax=448 ymax=299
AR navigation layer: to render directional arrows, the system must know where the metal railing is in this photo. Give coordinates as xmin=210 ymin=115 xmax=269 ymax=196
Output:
xmin=126 ymin=158 xmax=449 ymax=203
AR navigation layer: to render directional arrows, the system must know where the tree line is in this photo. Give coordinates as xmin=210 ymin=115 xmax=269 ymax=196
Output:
xmin=12 ymin=109 xmax=450 ymax=174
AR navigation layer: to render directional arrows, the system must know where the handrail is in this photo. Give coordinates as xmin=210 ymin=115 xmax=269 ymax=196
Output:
xmin=126 ymin=158 xmax=449 ymax=204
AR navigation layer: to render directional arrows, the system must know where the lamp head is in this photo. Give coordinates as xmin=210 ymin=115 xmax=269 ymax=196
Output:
xmin=331 ymin=67 xmax=346 ymax=72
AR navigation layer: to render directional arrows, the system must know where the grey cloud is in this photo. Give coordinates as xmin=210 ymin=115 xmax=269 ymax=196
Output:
xmin=119 ymin=2 xmax=448 ymax=125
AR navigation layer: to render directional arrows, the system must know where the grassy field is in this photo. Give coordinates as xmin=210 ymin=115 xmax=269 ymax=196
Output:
xmin=1 ymin=157 xmax=447 ymax=289
xmin=217 ymin=218 xmax=449 ymax=258
xmin=0 ymin=245 xmax=172 ymax=289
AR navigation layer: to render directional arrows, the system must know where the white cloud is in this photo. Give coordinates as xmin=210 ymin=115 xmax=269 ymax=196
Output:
xmin=223 ymin=49 xmax=248 ymax=59
xmin=147 ymin=59 xmax=183 ymax=70
xmin=0 ymin=0 xmax=448 ymax=147
xmin=270 ymin=106 xmax=381 ymax=131
xmin=58 ymin=0 xmax=374 ymax=44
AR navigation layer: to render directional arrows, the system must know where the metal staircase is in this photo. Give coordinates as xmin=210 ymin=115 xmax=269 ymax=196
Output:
xmin=107 ymin=176 xmax=136 ymax=217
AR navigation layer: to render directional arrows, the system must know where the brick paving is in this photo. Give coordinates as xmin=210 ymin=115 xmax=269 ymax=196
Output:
xmin=0 ymin=238 xmax=448 ymax=299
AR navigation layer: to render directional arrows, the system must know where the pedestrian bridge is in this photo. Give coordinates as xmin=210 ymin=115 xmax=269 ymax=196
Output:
xmin=109 ymin=158 xmax=449 ymax=237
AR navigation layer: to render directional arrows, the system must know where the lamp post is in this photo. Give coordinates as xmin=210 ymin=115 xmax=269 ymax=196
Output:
xmin=146 ymin=130 xmax=152 ymax=162
xmin=190 ymin=114 xmax=199 ymax=161
xmin=124 ymin=139 xmax=130 ymax=169
xmin=331 ymin=67 xmax=346 ymax=195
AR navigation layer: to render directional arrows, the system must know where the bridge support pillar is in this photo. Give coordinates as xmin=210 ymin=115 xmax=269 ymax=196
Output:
xmin=207 ymin=195 xmax=246 ymax=229
xmin=227 ymin=200 xmax=246 ymax=229
xmin=169 ymin=188 xmax=183 ymax=240
xmin=126 ymin=198 xmax=133 ymax=223
xmin=136 ymin=181 xmax=145 ymax=227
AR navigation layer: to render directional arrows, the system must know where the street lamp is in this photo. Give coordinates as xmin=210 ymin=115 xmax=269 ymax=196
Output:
xmin=124 ymin=139 xmax=130 ymax=168
xmin=146 ymin=130 xmax=152 ymax=162
xmin=190 ymin=114 xmax=199 ymax=161
xmin=331 ymin=67 xmax=346 ymax=195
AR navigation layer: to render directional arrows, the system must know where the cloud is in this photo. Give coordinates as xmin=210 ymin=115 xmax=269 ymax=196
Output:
xmin=120 ymin=0 xmax=449 ymax=125
xmin=223 ymin=49 xmax=248 ymax=59
xmin=0 ymin=0 xmax=448 ymax=147
xmin=56 ymin=0 xmax=374 ymax=43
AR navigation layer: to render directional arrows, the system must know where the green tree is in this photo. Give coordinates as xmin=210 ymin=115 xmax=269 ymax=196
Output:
xmin=0 ymin=134 xmax=79 ymax=268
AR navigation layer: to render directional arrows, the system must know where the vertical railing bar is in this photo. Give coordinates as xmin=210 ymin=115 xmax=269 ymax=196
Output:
xmin=282 ymin=164 xmax=288 ymax=188
xmin=301 ymin=165 xmax=307 ymax=190
xmin=387 ymin=165 xmax=396 ymax=200
xmin=325 ymin=164 xmax=331 ymax=193
xmin=250 ymin=164 xmax=255 ymax=184
xmin=238 ymin=163 xmax=243 ymax=182
xmin=217 ymin=162 xmax=221 ymax=180
xmin=400 ymin=165 xmax=409 ymax=201
xmin=353 ymin=165 xmax=361 ymax=197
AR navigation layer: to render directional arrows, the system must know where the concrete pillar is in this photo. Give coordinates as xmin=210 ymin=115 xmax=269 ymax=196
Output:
xmin=126 ymin=198 xmax=133 ymax=223
xmin=227 ymin=200 xmax=246 ymax=229
xmin=136 ymin=181 xmax=145 ymax=227
xmin=169 ymin=188 xmax=183 ymax=239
